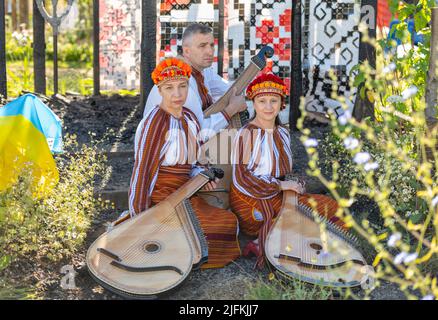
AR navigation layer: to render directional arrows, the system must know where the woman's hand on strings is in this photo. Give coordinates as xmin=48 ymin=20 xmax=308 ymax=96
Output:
xmin=279 ymin=180 xmax=305 ymax=194
xmin=202 ymin=177 xmax=220 ymax=191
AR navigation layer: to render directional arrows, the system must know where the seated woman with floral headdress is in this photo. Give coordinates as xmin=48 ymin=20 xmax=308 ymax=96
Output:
xmin=230 ymin=73 xmax=346 ymax=268
xmin=128 ymin=57 xmax=240 ymax=268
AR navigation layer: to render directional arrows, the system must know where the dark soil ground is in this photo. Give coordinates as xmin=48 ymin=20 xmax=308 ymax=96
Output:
xmin=1 ymin=93 xmax=407 ymax=300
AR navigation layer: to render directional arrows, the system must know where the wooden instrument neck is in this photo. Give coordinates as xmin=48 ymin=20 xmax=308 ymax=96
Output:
xmin=165 ymin=173 xmax=210 ymax=208
xmin=203 ymin=62 xmax=259 ymax=117
xmin=282 ymin=190 xmax=299 ymax=208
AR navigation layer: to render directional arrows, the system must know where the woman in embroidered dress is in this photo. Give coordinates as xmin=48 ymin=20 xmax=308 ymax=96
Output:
xmin=128 ymin=58 xmax=240 ymax=268
xmin=230 ymin=73 xmax=346 ymax=268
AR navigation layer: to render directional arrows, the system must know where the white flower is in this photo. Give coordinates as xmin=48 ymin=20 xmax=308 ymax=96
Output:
xmin=364 ymin=162 xmax=379 ymax=171
xmin=394 ymin=252 xmax=408 ymax=265
xmin=401 ymin=85 xmax=418 ymax=100
xmin=421 ymin=295 xmax=435 ymax=300
xmin=394 ymin=252 xmax=408 ymax=264
xmin=403 ymin=252 xmax=418 ymax=264
xmin=432 ymin=196 xmax=438 ymax=208
xmin=353 ymin=152 xmax=371 ymax=165
xmin=382 ymin=62 xmax=396 ymax=74
xmin=12 ymin=30 xmax=29 ymax=46
xmin=304 ymin=138 xmax=318 ymax=148
xmin=394 ymin=251 xmax=418 ymax=265
xmin=387 ymin=232 xmax=402 ymax=247
xmin=344 ymin=137 xmax=359 ymax=150
xmin=386 ymin=95 xmax=403 ymax=103
xmin=338 ymin=110 xmax=352 ymax=125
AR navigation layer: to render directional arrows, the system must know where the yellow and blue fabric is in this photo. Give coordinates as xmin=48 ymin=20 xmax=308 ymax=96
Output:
xmin=0 ymin=94 xmax=62 ymax=195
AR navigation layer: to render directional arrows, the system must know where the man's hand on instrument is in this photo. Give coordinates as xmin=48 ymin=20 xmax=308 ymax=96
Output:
xmin=279 ymin=180 xmax=305 ymax=194
xmin=225 ymin=88 xmax=247 ymax=117
xmin=202 ymin=177 xmax=220 ymax=191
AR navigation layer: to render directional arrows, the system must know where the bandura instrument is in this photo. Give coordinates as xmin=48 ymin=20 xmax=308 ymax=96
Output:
xmin=198 ymin=46 xmax=274 ymax=206
xmin=265 ymin=189 xmax=373 ymax=288
xmin=86 ymin=168 xmax=224 ymax=299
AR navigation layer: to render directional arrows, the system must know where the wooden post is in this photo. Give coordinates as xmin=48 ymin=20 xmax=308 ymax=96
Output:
xmin=289 ymin=0 xmax=302 ymax=131
xmin=352 ymin=0 xmax=376 ymax=122
xmin=140 ymin=0 xmax=157 ymax=112
xmin=217 ymin=0 xmax=224 ymax=77
xmin=33 ymin=0 xmax=46 ymax=95
xmin=11 ymin=0 xmax=17 ymax=30
xmin=426 ymin=7 xmax=438 ymax=123
xmin=0 ymin=0 xmax=6 ymax=98
xmin=19 ymin=0 xmax=29 ymax=27
xmin=93 ymin=0 xmax=100 ymax=96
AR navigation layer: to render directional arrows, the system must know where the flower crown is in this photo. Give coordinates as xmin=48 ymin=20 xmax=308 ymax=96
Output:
xmin=151 ymin=58 xmax=192 ymax=86
xmin=246 ymin=73 xmax=288 ymax=107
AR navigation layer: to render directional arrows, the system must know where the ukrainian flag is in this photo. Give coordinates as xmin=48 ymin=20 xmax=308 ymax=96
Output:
xmin=0 ymin=94 xmax=62 ymax=195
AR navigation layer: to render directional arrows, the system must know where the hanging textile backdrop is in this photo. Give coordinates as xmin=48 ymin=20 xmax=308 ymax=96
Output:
xmin=301 ymin=0 xmax=361 ymax=118
xmin=98 ymin=0 xmax=390 ymax=121
xmin=99 ymin=0 xmax=141 ymax=90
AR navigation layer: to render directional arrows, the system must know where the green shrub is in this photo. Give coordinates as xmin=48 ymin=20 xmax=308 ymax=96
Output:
xmin=0 ymin=278 xmax=34 ymax=300
xmin=6 ymin=31 xmax=33 ymax=96
xmin=319 ymin=128 xmax=425 ymax=224
xmin=46 ymin=41 xmax=93 ymax=66
xmin=5 ymin=31 xmax=32 ymax=61
xmin=244 ymin=274 xmax=333 ymax=300
xmin=6 ymin=30 xmax=93 ymax=67
xmin=299 ymin=0 xmax=437 ymax=300
xmin=0 ymin=134 xmax=110 ymax=268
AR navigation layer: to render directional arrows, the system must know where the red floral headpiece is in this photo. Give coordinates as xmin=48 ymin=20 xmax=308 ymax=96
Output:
xmin=246 ymin=73 xmax=288 ymax=109
xmin=151 ymin=58 xmax=192 ymax=86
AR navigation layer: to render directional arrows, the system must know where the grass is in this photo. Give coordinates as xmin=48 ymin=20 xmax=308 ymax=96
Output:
xmin=6 ymin=60 xmax=139 ymax=98
xmin=0 ymin=279 xmax=35 ymax=300
xmin=244 ymin=273 xmax=335 ymax=300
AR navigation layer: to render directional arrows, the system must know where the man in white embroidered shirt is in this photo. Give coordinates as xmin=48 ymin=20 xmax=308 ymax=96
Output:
xmin=141 ymin=23 xmax=247 ymax=144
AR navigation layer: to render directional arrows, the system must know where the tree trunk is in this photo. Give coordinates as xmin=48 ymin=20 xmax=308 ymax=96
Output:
xmin=11 ymin=0 xmax=17 ymax=30
xmin=19 ymin=0 xmax=29 ymax=28
xmin=426 ymin=7 xmax=438 ymax=123
xmin=425 ymin=7 xmax=438 ymax=163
